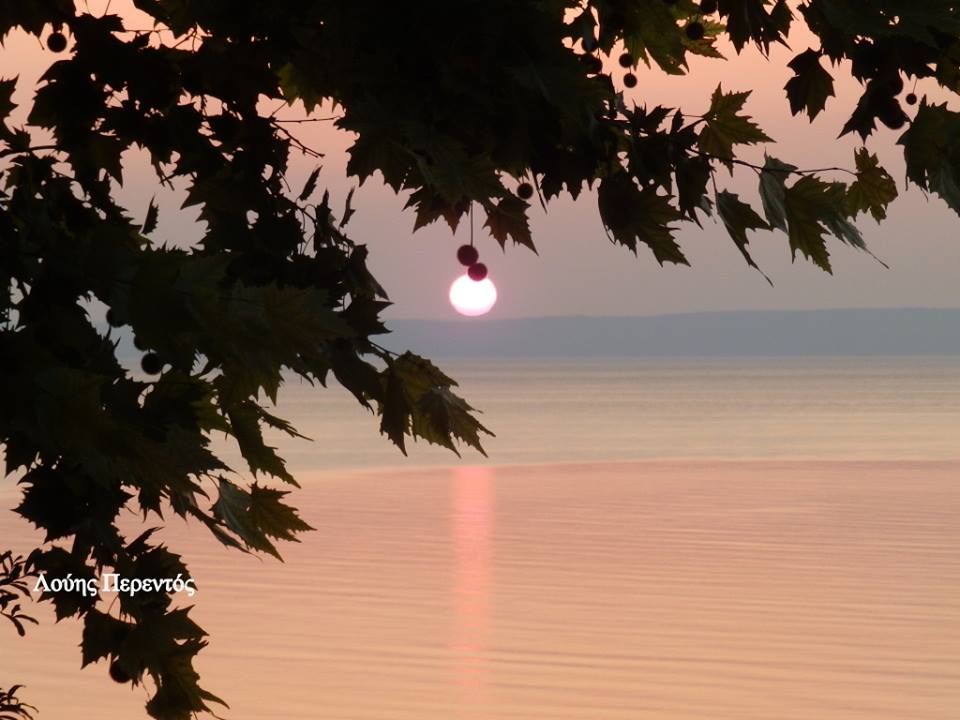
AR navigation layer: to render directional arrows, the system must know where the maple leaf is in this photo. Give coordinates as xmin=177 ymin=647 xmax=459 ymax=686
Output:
xmin=898 ymin=100 xmax=960 ymax=215
xmin=781 ymin=176 xmax=870 ymax=273
xmin=785 ymin=49 xmax=835 ymax=119
xmin=784 ymin=176 xmax=834 ymax=272
xmin=716 ymin=191 xmax=772 ymax=284
xmin=598 ymin=173 xmax=686 ymax=266
xmin=212 ymin=478 xmax=313 ymax=560
xmin=698 ymin=85 xmax=773 ymax=162
xmin=758 ymin=154 xmax=798 ymax=232
xmin=378 ymin=352 xmax=491 ymax=456
xmin=844 ymin=148 xmax=898 ymax=221
xmin=484 ymin=195 xmax=535 ymax=251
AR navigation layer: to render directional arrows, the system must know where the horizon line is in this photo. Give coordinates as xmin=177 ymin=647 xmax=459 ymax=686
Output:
xmin=386 ymin=306 xmax=960 ymax=323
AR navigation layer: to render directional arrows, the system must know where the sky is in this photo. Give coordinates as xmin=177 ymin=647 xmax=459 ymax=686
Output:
xmin=3 ymin=3 xmax=960 ymax=321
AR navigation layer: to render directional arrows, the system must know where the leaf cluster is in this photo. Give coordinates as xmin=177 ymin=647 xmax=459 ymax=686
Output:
xmin=0 ymin=684 xmax=35 ymax=720
xmin=0 ymin=552 xmax=37 ymax=638
xmin=1 ymin=5 xmax=490 ymax=717
xmin=1 ymin=2 xmax=959 ymax=718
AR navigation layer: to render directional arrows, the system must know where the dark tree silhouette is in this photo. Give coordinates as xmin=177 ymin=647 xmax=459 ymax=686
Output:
xmin=2 ymin=1 xmax=959 ymax=717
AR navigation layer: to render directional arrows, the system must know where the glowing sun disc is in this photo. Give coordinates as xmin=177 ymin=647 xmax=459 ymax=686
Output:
xmin=449 ymin=274 xmax=497 ymax=317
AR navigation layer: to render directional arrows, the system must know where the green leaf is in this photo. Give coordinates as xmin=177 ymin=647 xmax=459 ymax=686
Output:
xmin=483 ymin=195 xmax=534 ymax=251
xmin=844 ymin=148 xmax=898 ymax=221
xmin=380 ymin=362 xmax=412 ymax=453
xmin=248 ymin=483 xmax=314 ymax=541
xmin=814 ymin=0 xmax=960 ymax=44
xmin=414 ymin=387 xmax=491 ymax=457
xmin=277 ymin=62 xmax=324 ymax=113
xmin=721 ymin=0 xmax=793 ymax=53
xmin=758 ymin=154 xmax=797 ymax=231
xmin=618 ymin=2 xmax=687 ymax=75
xmin=898 ymin=99 xmax=960 ymax=215
xmin=226 ymin=402 xmax=296 ymax=485
xmin=404 ymin=187 xmax=469 ymax=232
xmin=821 ymin=207 xmax=866 ymax=252
xmin=782 ymin=176 xmax=868 ymax=272
xmin=345 ymin=132 xmax=411 ymax=191
xmin=212 ymin=478 xmax=312 ymax=560
xmin=674 ymin=156 xmax=713 ymax=221
xmin=716 ymin=191 xmax=772 ymax=284
xmin=597 ymin=173 xmax=686 ymax=266
xmin=683 ymin=18 xmax=726 ymax=61
xmin=213 ymin=478 xmax=277 ymax=557
xmin=698 ymin=85 xmax=773 ymax=161
xmin=783 ymin=176 xmax=834 ymax=271
xmin=378 ymin=352 xmax=491 ymax=455
xmin=785 ymin=49 xmax=834 ymax=119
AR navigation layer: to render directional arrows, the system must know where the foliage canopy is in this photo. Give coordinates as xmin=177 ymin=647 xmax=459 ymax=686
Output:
xmin=2 ymin=1 xmax=960 ymax=717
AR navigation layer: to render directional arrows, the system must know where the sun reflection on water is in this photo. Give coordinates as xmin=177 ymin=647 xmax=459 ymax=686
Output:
xmin=450 ymin=466 xmax=494 ymax=705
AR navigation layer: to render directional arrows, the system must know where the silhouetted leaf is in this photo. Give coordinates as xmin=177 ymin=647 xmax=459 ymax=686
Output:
xmin=785 ymin=49 xmax=834 ymax=119
xmin=484 ymin=195 xmax=534 ymax=251
xmin=298 ymin=166 xmax=321 ymax=201
xmin=598 ymin=173 xmax=686 ymax=265
xmin=716 ymin=191 xmax=772 ymax=283
xmin=698 ymin=85 xmax=772 ymax=162
xmin=898 ymin=99 xmax=960 ymax=214
xmin=378 ymin=353 xmax=491 ymax=455
xmin=0 ymin=76 xmax=17 ymax=121
xmin=758 ymin=154 xmax=797 ymax=231
xmin=845 ymin=148 xmax=898 ymax=221
xmin=82 ymin=610 xmax=130 ymax=667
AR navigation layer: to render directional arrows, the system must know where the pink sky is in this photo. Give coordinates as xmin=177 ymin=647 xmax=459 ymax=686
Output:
xmin=3 ymin=3 xmax=959 ymax=320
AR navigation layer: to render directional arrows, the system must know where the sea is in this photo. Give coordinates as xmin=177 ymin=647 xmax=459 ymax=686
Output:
xmin=1 ymin=356 xmax=958 ymax=719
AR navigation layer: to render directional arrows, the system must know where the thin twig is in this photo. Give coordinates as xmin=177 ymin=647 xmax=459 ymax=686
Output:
xmin=689 ymin=148 xmax=857 ymax=177
xmin=271 ymin=122 xmax=324 ymax=159
xmin=272 ymin=116 xmax=342 ymax=124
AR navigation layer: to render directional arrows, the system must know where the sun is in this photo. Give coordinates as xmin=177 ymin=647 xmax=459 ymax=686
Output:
xmin=449 ymin=274 xmax=497 ymax=317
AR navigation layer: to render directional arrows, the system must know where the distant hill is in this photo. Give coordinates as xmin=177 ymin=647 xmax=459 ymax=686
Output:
xmin=381 ymin=308 xmax=960 ymax=357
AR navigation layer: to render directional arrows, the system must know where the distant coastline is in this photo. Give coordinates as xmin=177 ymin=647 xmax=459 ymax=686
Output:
xmin=383 ymin=308 xmax=960 ymax=357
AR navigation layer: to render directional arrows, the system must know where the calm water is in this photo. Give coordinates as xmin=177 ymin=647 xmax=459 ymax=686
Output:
xmin=265 ymin=356 xmax=960 ymax=469
xmin=1 ymin=357 xmax=959 ymax=719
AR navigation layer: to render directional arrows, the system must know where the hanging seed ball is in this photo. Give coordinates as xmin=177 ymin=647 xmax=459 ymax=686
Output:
xmin=623 ymin=73 xmax=638 ymax=88
xmin=905 ymin=92 xmax=918 ymax=105
xmin=467 ymin=263 xmax=488 ymax=282
xmin=618 ymin=52 xmax=634 ymax=68
xmin=109 ymin=660 xmax=131 ymax=684
xmin=46 ymin=31 xmax=67 ymax=53
xmin=700 ymin=0 xmax=718 ymax=13
xmin=141 ymin=352 xmax=163 ymax=376
xmin=686 ymin=22 xmax=705 ymax=41
xmin=517 ymin=182 xmax=534 ymax=200
xmin=457 ymin=244 xmax=479 ymax=266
